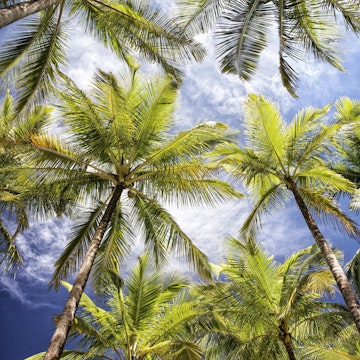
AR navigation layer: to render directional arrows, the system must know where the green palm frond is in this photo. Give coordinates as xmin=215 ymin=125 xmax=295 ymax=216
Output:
xmin=290 ymin=0 xmax=344 ymax=68
xmin=91 ymin=201 xmax=133 ymax=292
xmin=286 ymin=104 xmax=332 ymax=165
xmin=298 ymin=186 xmax=360 ymax=237
xmin=296 ymin=166 xmax=355 ymax=193
xmin=131 ymin=75 xmax=178 ymax=159
xmin=85 ymin=0 xmax=205 ymax=80
xmin=0 ymin=218 xmax=24 ymax=274
xmin=301 ymin=345 xmax=360 ymax=360
xmin=335 ymin=96 xmax=360 ymax=124
xmin=25 ymin=350 xmax=90 ymax=360
xmin=348 ymin=188 xmax=360 ymax=212
xmin=132 ymin=194 xmax=212 ymax=280
xmin=319 ymin=0 xmax=360 ymax=32
xmin=50 ymin=255 xmax=200 ymax=359
xmin=346 ymin=249 xmax=360 ymax=298
xmin=175 ymin=0 xmax=226 ymax=35
xmin=1 ymin=0 xmax=206 ymax=115
xmin=134 ymin=121 xmax=237 ymax=173
xmin=0 ymin=91 xmax=61 ymax=275
xmin=240 ymin=182 xmax=288 ymax=239
xmin=49 ymin=202 xmax=108 ymax=289
xmin=277 ymin=0 xmax=303 ymax=97
xmin=243 ymin=94 xmax=286 ymax=170
xmin=126 ymin=254 xmax=165 ymax=329
xmin=0 ymin=5 xmax=67 ymax=113
xmin=177 ymin=0 xmax=359 ymax=97
xmin=215 ymin=0 xmax=273 ymax=81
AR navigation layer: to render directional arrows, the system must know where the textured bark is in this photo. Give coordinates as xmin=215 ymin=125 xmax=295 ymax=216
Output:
xmin=0 ymin=0 xmax=58 ymax=28
xmin=44 ymin=185 xmax=123 ymax=360
xmin=288 ymin=180 xmax=360 ymax=335
xmin=283 ymin=338 xmax=296 ymax=360
xmin=279 ymin=320 xmax=296 ymax=360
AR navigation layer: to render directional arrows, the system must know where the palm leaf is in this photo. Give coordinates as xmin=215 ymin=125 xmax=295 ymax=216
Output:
xmin=0 ymin=5 xmax=67 ymax=113
xmin=298 ymin=185 xmax=360 ymax=237
xmin=175 ymin=0 xmax=225 ymax=35
xmin=132 ymin=193 xmax=212 ymax=280
xmin=49 ymin=201 xmax=108 ymax=289
xmin=93 ymin=0 xmax=205 ymax=79
xmin=215 ymin=0 xmax=273 ymax=80
xmin=243 ymin=94 xmax=287 ymax=171
xmin=291 ymin=0 xmax=344 ymax=70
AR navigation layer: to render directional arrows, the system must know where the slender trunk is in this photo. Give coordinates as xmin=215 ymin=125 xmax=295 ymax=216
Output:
xmin=288 ymin=180 xmax=360 ymax=334
xmin=44 ymin=185 xmax=123 ymax=360
xmin=279 ymin=319 xmax=296 ymax=360
xmin=283 ymin=339 xmax=296 ymax=360
xmin=0 ymin=0 xmax=58 ymax=28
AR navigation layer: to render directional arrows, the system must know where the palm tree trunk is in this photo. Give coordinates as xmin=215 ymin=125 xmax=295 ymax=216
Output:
xmin=44 ymin=185 xmax=123 ymax=360
xmin=0 ymin=0 xmax=58 ymax=28
xmin=288 ymin=180 xmax=360 ymax=334
xmin=284 ymin=340 xmax=296 ymax=360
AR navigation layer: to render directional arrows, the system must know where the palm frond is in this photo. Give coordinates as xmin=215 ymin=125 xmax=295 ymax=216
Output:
xmin=291 ymin=0 xmax=344 ymax=71
xmin=133 ymin=121 xmax=237 ymax=173
xmin=298 ymin=186 xmax=360 ymax=238
xmin=243 ymin=94 xmax=287 ymax=171
xmin=132 ymin=194 xmax=212 ymax=280
xmin=215 ymin=0 xmax=273 ymax=80
xmin=350 ymin=189 xmax=360 ymax=211
xmin=175 ymin=0 xmax=225 ymax=35
xmin=0 ymin=5 xmax=67 ymax=113
xmin=346 ymin=248 xmax=360 ymax=298
xmin=126 ymin=254 xmax=165 ymax=329
xmin=131 ymin=75 xmax=178 ymax=161
xmin=317 ymin=0 xmax=360 ymax=33
xmin=57 ymin=72 xmax=121 ymax=168
xmin=49 ymin=202 xmax=107 ymax=289
xmin=92 ymin=0 xmax=205 ymax=79
xmin=286 ymin=104 xmax=332 ymax=166
xmin=302 ymin=345 xmax=360 ymax=359
xmin=0 ymin=218 xmax=24 ymax=275
xmin=296 ymin=166 xmax=355 ymax=194
xmin=91 ymin=201 xmax=133 ymax=292
xmin=240 ymin=182 xmax=287 ymax=239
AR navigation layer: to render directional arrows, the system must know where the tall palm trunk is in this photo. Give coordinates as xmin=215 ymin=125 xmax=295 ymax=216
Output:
xmin=44 ymin=185 xmax=123 ymax=360
xmin=279 ymin=322 xmax=296 ymax=360
xmin=288 ymin=179 xmax=360 ymax=334
xmin=283 ymin=340 xmax=296 ymax=360
xmin=0 ymin=0 xmax=58 ymax=28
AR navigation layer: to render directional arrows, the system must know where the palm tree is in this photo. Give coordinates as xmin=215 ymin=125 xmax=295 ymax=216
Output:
xmin=24 ymin=67 xmax=242 ymax=359
xmin=176 ymin=0 xmax=360 ymax=97
xmin=333 ymin=99 xmax=360 ymax=211
xmin=0 ymin=0 xmax=205 ymax=113
xmin=27 ymin=253 xmax=204 ymax=360
xmin=210 ymin=94 xmax=360 ymax=333
xmin=201 ymin=239 xmax=356 ymax=360
xmin=0 ymin=90 xmax=55 ymax=274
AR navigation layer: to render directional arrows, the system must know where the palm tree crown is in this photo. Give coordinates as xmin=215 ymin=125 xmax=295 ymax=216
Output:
xmin=210 ymin=94 xmax=360 ymax=333
xmin=28 ymin=68 xmax=241 ymax=288
xmin=0 ymin=90 xmax=58 ymax=274
xmin=176 ymin=0 xmax=360 ymax=97
xmin=28 ymin=254 xmax=204 ymax=360
xmin=23 ymin=66 xmax=242 ymax=359
xmin=0 ymin=0 xmax=205 ymax=113
xmin=203 ymin=239 xmax=356 ymax=359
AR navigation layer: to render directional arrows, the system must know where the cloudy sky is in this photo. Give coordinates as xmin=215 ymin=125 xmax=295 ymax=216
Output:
xmin=1 ymin=2 xmax=360 ymax=359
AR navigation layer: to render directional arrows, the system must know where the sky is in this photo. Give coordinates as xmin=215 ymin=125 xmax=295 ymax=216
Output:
xmin=1 ymin=2 xmax=360 ymax=359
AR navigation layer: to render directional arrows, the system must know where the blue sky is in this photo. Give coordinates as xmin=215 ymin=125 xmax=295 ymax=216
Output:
xmin=1 ymin=3 xmax=360 ymax=359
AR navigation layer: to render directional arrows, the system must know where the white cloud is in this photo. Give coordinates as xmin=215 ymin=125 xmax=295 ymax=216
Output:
xmin=15 ymin=217 xmax=73 ymax=283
